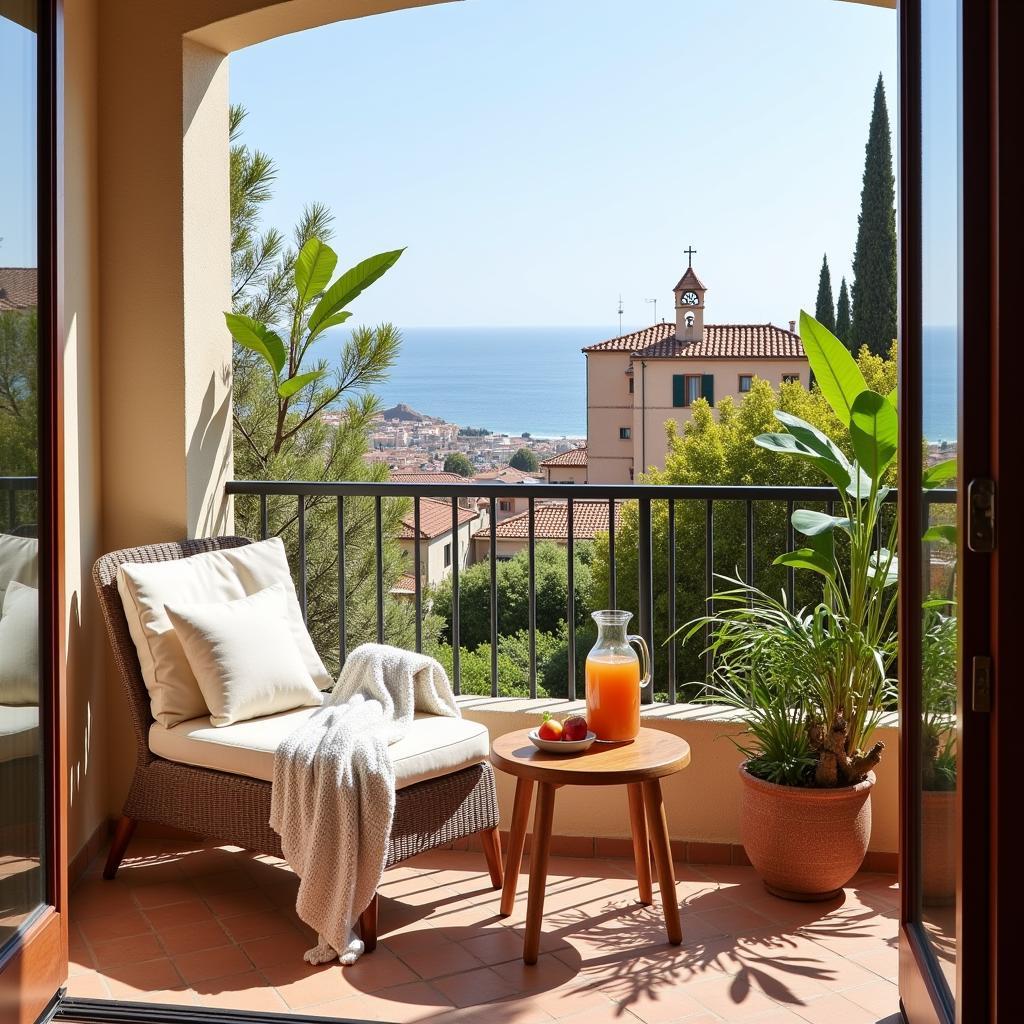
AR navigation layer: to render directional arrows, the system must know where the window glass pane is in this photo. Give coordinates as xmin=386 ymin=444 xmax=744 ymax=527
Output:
xmin=0 ymin=0 xmax=45 ymax=951
xmin=917 ymin=0 xmax=959 ymax=1000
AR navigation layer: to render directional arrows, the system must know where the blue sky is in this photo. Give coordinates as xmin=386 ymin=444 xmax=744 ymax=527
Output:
xmin=0 ymin=14 xmax=37 ymax=269
xmin=231 ymin=0 xmax=897 ymax=329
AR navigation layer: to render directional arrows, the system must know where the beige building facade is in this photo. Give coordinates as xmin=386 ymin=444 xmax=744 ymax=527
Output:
xmin=585 ymin=264 xmax=808 ymax=483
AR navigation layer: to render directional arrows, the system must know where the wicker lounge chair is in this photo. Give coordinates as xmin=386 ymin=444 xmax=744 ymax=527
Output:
xmin=93 ymin=536 xmax=503 ymax=951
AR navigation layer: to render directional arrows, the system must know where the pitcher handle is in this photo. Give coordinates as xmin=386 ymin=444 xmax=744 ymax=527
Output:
xmin=626 ymin=634 xmax=652 ymax=689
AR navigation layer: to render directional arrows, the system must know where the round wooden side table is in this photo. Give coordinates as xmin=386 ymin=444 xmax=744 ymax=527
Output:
xmin=490 ymin=727 xmax=691 ymax=964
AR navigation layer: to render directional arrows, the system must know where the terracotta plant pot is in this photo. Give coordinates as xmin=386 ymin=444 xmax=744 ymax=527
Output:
xmin=739 ymin=762 xmax=874 ymax=901
xmin=921 ymin=789 xmax=956 ymax=907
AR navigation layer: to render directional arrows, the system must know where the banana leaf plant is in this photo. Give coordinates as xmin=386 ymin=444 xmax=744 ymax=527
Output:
xmin=680 ymin=312 xmax=956 ymax=788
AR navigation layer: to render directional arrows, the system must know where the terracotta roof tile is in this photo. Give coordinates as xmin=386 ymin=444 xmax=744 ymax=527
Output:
xmin=673 ymin=266 xmax=707 ymax=292
xmin=540 ymin=446 xmax=588 ymax=468
xmin=391 ymin=572 xmax=417 ymax=594
xmin=474 ymin=500 xmax=620 ymax=542
xmin=473 ymin=466 xmax=539 ymax=483
xmin=0 ymin=268 xmax=37 ymax=311
xmin=399 ymin=498 xmax=478 ymax=540
xmin=583 ymin=321 xmax=805 ymax=359
xmin=390 ymin=471 xmax=466 ymax=484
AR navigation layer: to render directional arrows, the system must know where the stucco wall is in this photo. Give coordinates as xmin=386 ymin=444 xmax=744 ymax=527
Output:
xmin=544 ymin=465 xmax=587 ymax=484
xmin=586 ymin=352 xmax=633 ymax=484
xmin=634 ymin=358 xmax=808 ymax=475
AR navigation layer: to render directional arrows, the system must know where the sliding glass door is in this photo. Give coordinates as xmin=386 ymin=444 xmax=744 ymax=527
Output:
xmin=0 ymin=1 xmax=65 ymax=1019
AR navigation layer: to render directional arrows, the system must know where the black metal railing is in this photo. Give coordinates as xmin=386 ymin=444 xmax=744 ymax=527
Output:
xmin=226 ymin=479 xmax=954 ymax=704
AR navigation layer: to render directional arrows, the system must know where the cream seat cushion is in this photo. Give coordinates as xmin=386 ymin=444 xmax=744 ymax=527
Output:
xmin=0 ymin=582 xmax=38 ymax=705
xmin=149 ymin=709 xmax=489 ymax=791
xmin=117 ymin=537 xmax=332 ymax=728
xmin=0 ymin=705 xmax=39 ymax=763
xmin=0 ymin=533 xmax=38 ymax=607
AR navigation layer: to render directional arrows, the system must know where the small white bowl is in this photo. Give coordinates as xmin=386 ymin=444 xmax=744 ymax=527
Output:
xmin=528 ymin=729 xmax=597 ymax=754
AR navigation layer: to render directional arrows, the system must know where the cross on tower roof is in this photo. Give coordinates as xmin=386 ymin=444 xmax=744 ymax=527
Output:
xmin=684 ymin=245 xmax=697 ymax=267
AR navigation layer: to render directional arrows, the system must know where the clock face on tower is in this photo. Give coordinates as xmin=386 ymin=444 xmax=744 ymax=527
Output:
xmin=681 ymin=291 xmax=699 ymax=306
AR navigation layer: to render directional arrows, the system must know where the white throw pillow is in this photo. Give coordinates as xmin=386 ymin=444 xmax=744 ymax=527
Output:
xmin=166 ymin=584 xmax=323 ymax=727
xmin=0 ymin=533 xmax=38 ymax=609
xmin=0 ymin=581 xmax=39 ymax=706
xmin=116 ymin=537 xmax=332 ymax=727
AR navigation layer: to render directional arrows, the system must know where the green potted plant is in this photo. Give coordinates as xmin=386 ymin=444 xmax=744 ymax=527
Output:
xmin=678 ymin=311 xmax=899 ymax=900
xmin=921 ymin=601 xmax=957 ymax=905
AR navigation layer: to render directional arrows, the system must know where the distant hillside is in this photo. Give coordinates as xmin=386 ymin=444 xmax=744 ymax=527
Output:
xmin=380 ymin=403 xmax=433 ymax=423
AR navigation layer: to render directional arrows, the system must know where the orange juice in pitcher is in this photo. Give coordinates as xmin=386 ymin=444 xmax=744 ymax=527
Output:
xmin=585 ymin=610 xmax=650 ymax=742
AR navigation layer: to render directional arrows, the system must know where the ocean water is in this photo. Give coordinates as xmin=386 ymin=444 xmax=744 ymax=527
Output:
xmin=310 ymin=324 xmax=959 ymax=443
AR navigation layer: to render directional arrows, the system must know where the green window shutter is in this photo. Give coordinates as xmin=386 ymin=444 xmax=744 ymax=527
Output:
xmin=701 ymin=373 xmax=715 ymax=406
xmin=672 ymin=374 xmax=685 ymax=407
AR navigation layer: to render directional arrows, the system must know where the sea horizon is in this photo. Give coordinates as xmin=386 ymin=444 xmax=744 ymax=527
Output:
xmin=310 ymin=323 xmax=959 ymax=444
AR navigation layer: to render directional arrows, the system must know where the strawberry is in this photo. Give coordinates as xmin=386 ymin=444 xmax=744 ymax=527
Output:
xmin=537 ymin=711 xmax=563 ymax=741
xmin=562 ymin=714 xmax=588 ymax=742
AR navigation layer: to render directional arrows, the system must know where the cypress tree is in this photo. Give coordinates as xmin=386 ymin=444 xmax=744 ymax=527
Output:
xmin=814 ymin=254 xmax=836 ymax=332
xmin=850 ymin=74 xmax=897 ymax=356
xmin=836 ymin=276 xmax=852 ymax=348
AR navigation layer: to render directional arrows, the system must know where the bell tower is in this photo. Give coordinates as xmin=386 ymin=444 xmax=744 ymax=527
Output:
xmin=674 ymin=247 xmax=707 ymax=342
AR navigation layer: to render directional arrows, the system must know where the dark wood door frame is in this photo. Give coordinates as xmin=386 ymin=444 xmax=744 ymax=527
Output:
xmin=0 ymin=1 xmax=68 ymax=1022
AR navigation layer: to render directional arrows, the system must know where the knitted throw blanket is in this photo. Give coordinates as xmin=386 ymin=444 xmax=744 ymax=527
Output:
xmin=269 ymin=643 xmax=460 ymax=965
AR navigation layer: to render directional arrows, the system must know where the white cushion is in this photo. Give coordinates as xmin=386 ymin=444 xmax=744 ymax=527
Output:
xmin=166 ymin=584 xmax=323 ymax=727
xmin=0 ymin=533 xmax=38 ymax=607
xmin=149 ymin=709 xmax=489 ymax=791
xmin=0 ymin=705 xmax=39 ymax=763
xmin=116 ymin=538 xmax=332 ymax=728
xmin=0 ymin=582 xmax=38 ymax=705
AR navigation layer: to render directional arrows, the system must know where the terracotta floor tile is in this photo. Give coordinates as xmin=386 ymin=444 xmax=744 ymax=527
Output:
xmin=117 ymin=858 xmax=188 ymax=887
xmin=90 ymin=931 xmax=166 ymax=969
xmin=144 ymin=897 xmax=215 ymax=930
xmin=241 ymin=929 xmax=315 ymax=969
xmin=70 ymin=879 xmax=138 ymax=919
xmin=844 ymin=946 xmax=898 ymax=983
xmin=342 ymin=980 xmax=458 ymax=1022
xmin=790 ymin=992 xmax=880 ymax=1024
xmin=203 ymin=887 xmax=275 ymax=918
xmin=77 ymin=908 xmax=152 ymax=945
xmin=157 ymin=919 xmax=232 ymax=956
xmin=398 ymin=938 xmax=485 ymax=980
xmin=431 ymin=965 xmax=521 ymax=1008
xmin=261 ymin=961 xmax=359 ymax=1009
xmin=460 ymin=929 xmax=532 ymax=966
xmin=620 ymin=982 xmax=708 ymax=1024
xmin=130 ymin=879 xmax=199 ymax=909
xmin=175 ymin=943 xmax=255 ymax=984
xmin=193 ymin=970 xmax=290 ymax=1012
xmin=64 ymin=971 xmax=111 ymax=998
xmin=491 ymin=952 xmax=582 ymax=995
xmin=687 ymin=973 xmax=786 ymax=1020
xmin=693 ymin=904 xmax=777 ymax=937
xmin=552 ymin=1004 xmax=643 ymax=1024
xmin=842 ymin=979 xmax=901 ymax=1015
xmin=220 ymin=908 xmax=300 ymax=943
xmin=192 ymin=869 xmax=259 ymax=897
xmin=337 ymin=948 xmax=420 ymax=993
xmin=104 ymin=958 xmax=185 ymax=999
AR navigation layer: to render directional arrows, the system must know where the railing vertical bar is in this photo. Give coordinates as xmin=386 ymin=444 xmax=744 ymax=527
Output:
xmin=528 ymin=496 xmax=537 ymax=698
xmin=374 ymin=496 xmax=384 ymax=644
xmin=7 ymin=489 xmax=15 ymax=531
xmin=451 ymin=497 xmax=461 ymax=696
xmin=413 ymin=498 xmax=422 ymax=653
xmin=705 ymin=499 xmax=714 ymax=683
xmin=786 ymin=497 xmax=796 ymax=608
xmin=638 ymin=496 xmax=654 ymax=705
xmin=608 ymin=497 xmax=617 ymax=607
xmin=745 ymin=500 xmax=755 ymax=601
xmin=297 ymin=495 xmax=308 ymax=622
xmin=489 ymin=496 xmax=498 ymax=698
xmin=667 ymin=499 xmax=676 ymax=704
xmin=337 ymin=496 xmax=347 ymax=668
xmin=259 ymin=494 xmax=268 ymax=540
xmin=566 ymin=498 xmax=576 ymax=702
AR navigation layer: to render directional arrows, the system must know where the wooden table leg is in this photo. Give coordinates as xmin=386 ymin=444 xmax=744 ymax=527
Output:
xmin=523 ymin=782 xmax=557 ymax=964
xmin=500 ymin=777 xmax=535 ymax=916
xmin=642 ymin=778 xmax=682 ymax=945
xmin=627 ymin=783 xmax=653 ymax=905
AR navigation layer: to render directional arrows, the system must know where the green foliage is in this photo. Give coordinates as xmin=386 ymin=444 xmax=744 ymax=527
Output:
xmin=431 ymin=542 xmax=593 ymax=649
xmin=680 ymin=313 xmax=902 ymax=787
xmin=587 ymin=342 xmax=897 ymax=697
xmin=814 ymin=254 xmax=835 ymax=333
xmin=443 ymin=452 xmax=474 ymax=477
xmin=229 ymin=105 xmax=417 ymax=674
xmin=0 ymin=306 xmax=39 ymax=529
xmin=922 ymin=603 xmax=957 ymax=791
xmin=851 ymin=74 xmax=898 ymax=357
xmin=458 ymin=426 xmax=490 ymax=437
xmin=835 ymin=277 xmax=851 ymax=348
xmin=509 ymin=448 xmax=539 ymax=473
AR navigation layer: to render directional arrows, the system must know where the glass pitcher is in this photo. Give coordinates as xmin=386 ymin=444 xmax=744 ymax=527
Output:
xmin=585 ymin=610 xmax=651 ymax=742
